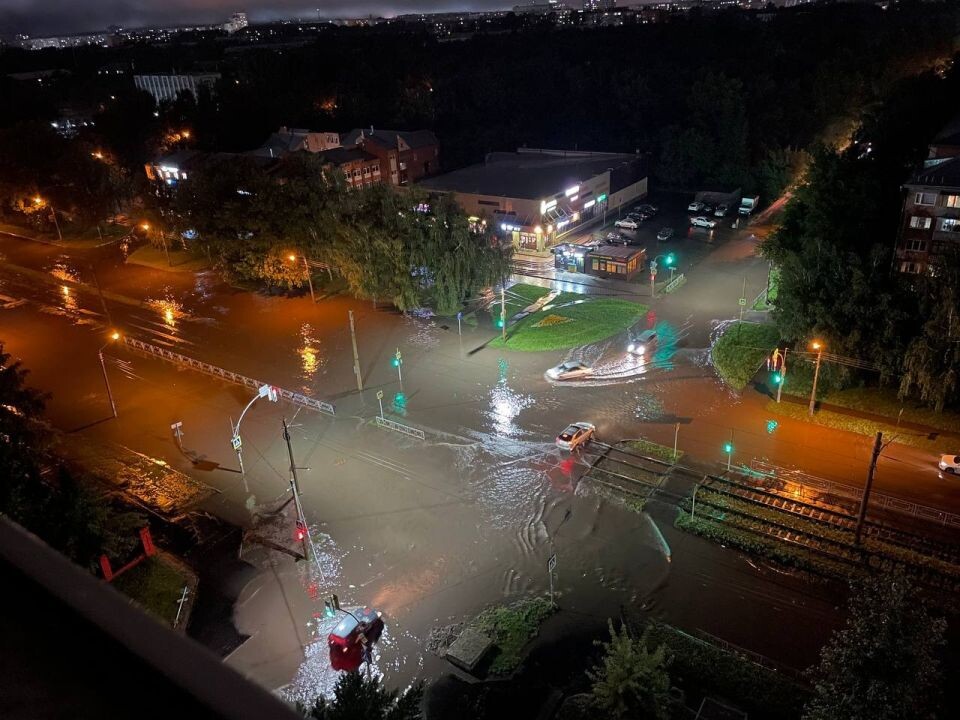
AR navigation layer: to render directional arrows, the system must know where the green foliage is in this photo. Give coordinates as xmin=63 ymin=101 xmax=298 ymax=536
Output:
xmin=643 ymin=621 xmax=810 ymax=720
xmin=304 ymin=672 xmax=423 ymax=720
xmin=491 ymin=296 xmax=646 ymax=352
xmin=803 ymin=572 xmax=946 ymax=720
xmin=711 ymin=322 xmax=781 ymax=390
xmin=587 ymin=620 xmax=671 ymax=720
xmin=111 ymin=557 xmax=189 ymax=626
xmin=622 ymin=439 xmax=683 ymax=463
xmin=471 ymin=597 xmax=556 ymax=674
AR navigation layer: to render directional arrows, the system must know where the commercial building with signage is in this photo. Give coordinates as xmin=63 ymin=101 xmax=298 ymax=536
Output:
xmin=552 ymin=243 xmax=646 ymax=279
xmin=418 ymin=148 xmax=647 ymax=251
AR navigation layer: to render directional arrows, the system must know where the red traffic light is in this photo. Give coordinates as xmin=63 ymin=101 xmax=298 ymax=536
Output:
xmin=295 ymin=520 xmax=307 ymax=541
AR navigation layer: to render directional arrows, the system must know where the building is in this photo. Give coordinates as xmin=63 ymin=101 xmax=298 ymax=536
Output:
xmin=341 ymin=128 xmax=440 ymax=186
xmin=418 ymin=148 xmax=648 ymax=252
xmin=513 ymin=1 xmax=570 ymax=15
xmin=583 ymin=244 xmax=646 ymax=279
xmin=134 ymin=73 xmax=221 ymax=105
xmin=583 ymin=0 xmax=616 ymax=9
xmin=897 ymin=117 xmax=960 ymax=274
xmin=250 ymin=127 xmax=341 ymax=158
xmin=897 ymin=159 xmax=960 ymax=274
xmin=223 ymin=12 xmax=249 ymax=34
xmin=316 ymin=146 xmax=382 ymax=189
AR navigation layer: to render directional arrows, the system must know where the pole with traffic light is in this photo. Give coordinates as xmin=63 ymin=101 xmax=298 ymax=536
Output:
xmin=808 ymin=340 xmax=824 ymax=416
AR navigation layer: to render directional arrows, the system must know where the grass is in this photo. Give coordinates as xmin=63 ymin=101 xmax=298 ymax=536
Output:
xmin=112 ymin=556 xmax=189 ymax=626
xmin=767 ymin=400 xmax=955 ymax=452
xmin=491 ymin=292 xmax=647 ymax=352
xmin=711 ymin=322 xmax=781 ymax=390
xmin=471 ymin=596 xmax=556 ymax=674
xmin=751 ymin=266 xmax=781 ymax=310
xmin=126 ymin=244 xmax=209 ymax=273
xmin=621 ymin=438 xmax=684 ymax=463
xmin=504 ymin=282 xmax=552 ymax=313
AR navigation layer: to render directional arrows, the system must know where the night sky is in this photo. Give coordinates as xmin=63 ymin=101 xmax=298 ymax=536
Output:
xmin=0 ymin=1 xmax=553 ymax=37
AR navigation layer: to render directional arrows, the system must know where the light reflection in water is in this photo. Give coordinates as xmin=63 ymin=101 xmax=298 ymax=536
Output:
xmin=487 ymin=380 xmax=534 ymax=438
xmin=298 ymin=323 xmax=325 ymax=383
xmin=49 ymin=263 xmax=79 ymax=312
xmin=146 ymin=296 xmax=185 ymax=331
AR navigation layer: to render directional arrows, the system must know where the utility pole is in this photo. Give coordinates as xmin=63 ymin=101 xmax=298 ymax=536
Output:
xmin=98 ymin=348 xmax=117 ymax=418
xmin=349 ymin=310 xmax=363 ymax=392
xmin=302 ymin=256 xmax=316 ymax=304
xmin=855 ymin=432 xmax=883 ymax=545
xmin=500 ymin=287 xmax=506 ymax=341
xmin=50 ymin=206 xmax=63 ymax=243
xmin=90 ymin=264 xmax=113 ymax=327
xmin=808 ymin=341 xmax=824 ymax=416
xmin=776 ymin=347 xmax=787 ymax=403
xmin=282 ymin=418 xmax=323 ymax=578
xmin=673 ymin=422 xmax=680 ymax=462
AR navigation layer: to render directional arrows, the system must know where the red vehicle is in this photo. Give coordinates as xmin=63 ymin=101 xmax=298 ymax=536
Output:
xmin=328 ymin=607 xmax=384 ymax=672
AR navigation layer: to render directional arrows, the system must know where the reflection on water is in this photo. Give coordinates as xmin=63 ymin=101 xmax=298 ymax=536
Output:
xmin=146 ymin=296 xmax=185 ymax=331
xmin=298 ymin=323 xmax=326 ymax=386
xmin=486 ymin=380 xmax=535 ymax=438
xmin=49 ymin=262 xmax=79 ymax=312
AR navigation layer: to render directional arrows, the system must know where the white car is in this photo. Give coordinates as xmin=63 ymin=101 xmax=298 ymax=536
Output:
xmin=556 ymin=422 xmax=596 ymax=451
xmin=687 ymin=201 xmax=705 ymax=212
xmin=939 ymin=454 xmax=960 ymax=474
xmin=690 ymin=216 xmax=717 ymax=229
xmin=614 ymin=218 xmax=639 ymax=231
xmin=547 ymin=360 xmax=592 ymax=380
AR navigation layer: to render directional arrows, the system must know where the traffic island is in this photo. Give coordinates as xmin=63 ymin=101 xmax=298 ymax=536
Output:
xmin=126 ymin=244 xmax=210 ymax=273
xmin=710 ymin=321 xmax=780 ymax=390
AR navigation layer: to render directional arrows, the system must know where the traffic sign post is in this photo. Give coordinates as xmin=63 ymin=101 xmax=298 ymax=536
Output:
xmin=170 ymin=421 xmax=183 ymax=448
xmin=376 ymin=390 xmax=384 ymax=419
xmin=393 ymin=349 xmax=403 ymax=391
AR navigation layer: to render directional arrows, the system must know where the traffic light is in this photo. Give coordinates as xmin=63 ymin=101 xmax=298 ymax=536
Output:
xmin=771 ymin=372 xmax=782 ymax=385
xmin=496 ymin=318 xmax=505 ymax=328
xmin=394 ymin=392 xmax=406 ymax=408
xmin=323 ymin=599 xmax=336 ymax=618
xmin=665 ymin=253 xmax=675 ymax=266
xmin=723 ymin=442 xmax=734 ymax=454
xmin=766 ymin=420 xmax=779 ymax=434
xmin=391 ymin=357 xmax=401 ymax=368
xmin=295 ymin=520 xmax=307 ymax=542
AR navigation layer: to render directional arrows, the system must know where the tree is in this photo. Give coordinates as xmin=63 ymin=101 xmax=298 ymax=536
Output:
xmin=803 ymin=572 xmax=946 ymax=720
xmin=587 ymin=620 xmax=672 ymax=720
xmin=304 ymin=673 xmax=423 ymax=720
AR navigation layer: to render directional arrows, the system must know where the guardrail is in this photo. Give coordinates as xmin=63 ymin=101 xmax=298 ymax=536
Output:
xmin=375 ymin=416 xmax=425 ymax=440
xmin=123 ymin=337 xmax=335 ymax=416
xmin=749 ymin=459 xmax=960 ymax=528
xmin=663 ymin=273 xmax=685 ymax=294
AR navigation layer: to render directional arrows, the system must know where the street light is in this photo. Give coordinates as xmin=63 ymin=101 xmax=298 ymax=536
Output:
xmin=98 ymin=331 xmax=121 ymax=418
xmin=230 ymin=384 xmax=279 ymax=475
xmin=34 ymin=195 xmax=62 ymax=242
xmin=649 ymin=253 xmax=677 ymax=297
xmin=808 ymin=340 xmax=824 ymax=416
xmin=287 ymin=253 xmax=316 ymax=303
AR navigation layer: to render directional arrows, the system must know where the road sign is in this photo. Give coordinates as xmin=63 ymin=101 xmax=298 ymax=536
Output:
xmin=376 ymin=390 xmax=384 ymax=400
xmin=548 ymin=553 xmax=557 ymax=572
xmin=457 ymin=311 xmax=462 ymax=320
xmin=738 ymin=297 xmax=747 ymax=306
xmin=395 ymin=349 xmax=402 ymax=361
xmin=231 ymin=435 xmax=242 ymax=451
xmin=170 ymin=421 xmax=182 ymax=431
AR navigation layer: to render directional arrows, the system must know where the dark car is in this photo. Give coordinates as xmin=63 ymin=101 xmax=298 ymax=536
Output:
xmin=328 ymin=607 xmax=384 ymax=671
xmin=605 ymin=231 xmax=626 ymax=244
xmin=656 ymin=227 xmax=674 ymax=242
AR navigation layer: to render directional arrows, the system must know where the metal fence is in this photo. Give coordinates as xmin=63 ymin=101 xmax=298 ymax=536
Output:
xmin=375 ymin=416 xmax=425 ymax=440
xmin=664 ymin=273 xmax=686 ymax=294
xmin=749 ymin=459 xmax=960 ymax=528
xmin=123 ymin=337 xmax=335 ymax=416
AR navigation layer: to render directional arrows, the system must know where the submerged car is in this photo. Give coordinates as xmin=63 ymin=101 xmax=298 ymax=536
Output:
xmin=547 ymin=360 xmax=593 ymax=380
xmin=328 ymin=606 xmax=384 ymax=672
xmin=556 ymin=422 xmax=596 ymax=451
xmin=627 ymin=329 xmax=658 ymax=356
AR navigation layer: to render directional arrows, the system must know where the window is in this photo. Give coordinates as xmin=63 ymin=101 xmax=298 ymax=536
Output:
xmin=592 ymin=259 xmax=599 ymax=270
xmin=909 ymin=216 xmax=932 ymax=229
xmin=906 ymin=238 xmax=926 ymax=252
xmin=900 ymin=261 xmax=921 ymax=274
xmin=945 ymin=195 xmax=960 ymax=208
xmin=939 ymin=218 xmax=960 ymax=233
xmin=617 ymin=264 xmax=626 ymax=274
xmin=914 ymin=192 xmax=936 ymax=206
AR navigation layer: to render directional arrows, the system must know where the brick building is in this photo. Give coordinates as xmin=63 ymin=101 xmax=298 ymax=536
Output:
xmin=316 ymin=146 xmax=382 ymax=189
xmin=341 ymin=128 xmax=440 ymax=186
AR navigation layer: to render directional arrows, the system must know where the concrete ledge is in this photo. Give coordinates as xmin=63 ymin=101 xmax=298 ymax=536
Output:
xmin=445 ymin=627 xmax=493 ymax=673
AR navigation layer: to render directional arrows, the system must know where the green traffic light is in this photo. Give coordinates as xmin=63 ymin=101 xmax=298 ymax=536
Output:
xmin=772 ymin=372 xmax=782 ymax=384
xmin=665 ymin=253 xmax=675 ymax=266
xmin=723 ymin=442 xmax=734 ymax=453
xmin=391 ymin=358 xmax=400 ymax=367
xmin=496 ymin=319 xmax=504 ymax=328
xmin=394 ymin=392 xmax=406 ymax=408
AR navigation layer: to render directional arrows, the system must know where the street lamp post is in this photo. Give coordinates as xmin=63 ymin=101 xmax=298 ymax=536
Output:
xmin=808 ymin=340 xmax=824 ymax=416
xmin=34 ymin=196 xmax=62 ymax=242
xmin=289 ymin=254 xmax=316 ymax=304
xmin=98 ymin=331 xmax=121 ymax=418
xmin=141 ymin=222 xmax=170 ymax=266
xmin=649 ymin=253 xmax=675 ymax=298
xmin=230 ymin=384 xmax=279 ymax=475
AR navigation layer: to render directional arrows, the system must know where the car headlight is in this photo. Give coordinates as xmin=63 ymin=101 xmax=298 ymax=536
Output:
xmin=627 ymin=344 xmax=635 ymax=352
xmin=636 ymin=346 xmax=646 ymax=354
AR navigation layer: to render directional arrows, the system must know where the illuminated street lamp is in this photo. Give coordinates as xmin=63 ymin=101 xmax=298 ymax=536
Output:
xmin=287 ymin=253 xmax=316 ymax=303
xmin=808 ymin=339 xmax=824 ymax=416
xmin=141 ymin=221 xmax=171 ymax=266
xmin=34 ymin=195 xmax=63 ymax=242
xmin=98 ymin=331 xmax=121 ymax=418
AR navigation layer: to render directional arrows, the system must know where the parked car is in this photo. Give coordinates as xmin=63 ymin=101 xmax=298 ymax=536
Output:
xmin=547 ymin=360 xmax=593 ymax=380
xmin=328 ymin=606 xmax=384 ymax=672
xmin=556 ymin=422 xmax=596 ymax=451
xmin=690 ymin=216 xmax=717 ymax=229
xmin=626 ymin=213 xmax=644 ymax=222
xmin=687 ymin=200 xmax=705 ymax=212
xmin=615 ymin=218 xmax=639 ymax=231
xmin=605 ymin=231 xmax=626 ymax=244
xmin=714 ymin=204 xmax=729 ymax=217
xmin=939 ymin=454 xmax=960 ymax=474
xmin=656 ymin=227 xmax=675 ymax=242
xmin=627 ymin=329 xmax=657 ymax=356
xmin=701 ymin=203 xmax=715 ymax=215
xmin=636 ymin=203 xmax=659 ymax=214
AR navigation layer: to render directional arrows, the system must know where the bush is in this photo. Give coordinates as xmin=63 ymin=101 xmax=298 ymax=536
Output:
xmin=472 ymin=596 xmax=556 ymax=674
xmin=711 ymin=322 xmax=780 ymax=390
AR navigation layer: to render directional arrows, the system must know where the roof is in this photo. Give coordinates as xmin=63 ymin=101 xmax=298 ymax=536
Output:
xmin=342 ymin=128 xmax=438 ymax=151
xmin=907 ymin=156 xmax=960 ymax=189
xmin=250 ymin=132 xmax=306 ymax=157
xmin=316 ymin=146 xmax=379 ymax=166
xmin=588 ymin=244 xmax=646 ymax=260
xmin=152 ymin=150 xmax=200 ymax=168
xmin=419 ymin=149 xmax=641 ymax=200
